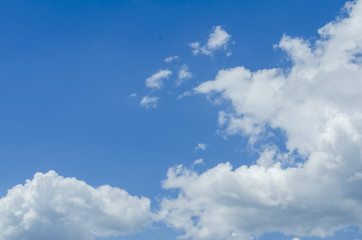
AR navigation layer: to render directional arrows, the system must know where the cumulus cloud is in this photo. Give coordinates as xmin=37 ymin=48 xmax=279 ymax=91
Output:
xmin=177 ymin=64 xmax=193 ymax=86
xmin=145 ymin=69 xmax=172 ymax=89
xmin=190 ymin=26 xmax=231 ymax=56
xmin=164 ymin=55 xmax=179 ymax=63
xmin=0 ymin=171 xmax=152 ymax=240
xmin=207 ymin=25 xmax=231 ymax=50
xmin=140 ymin=96 xmax=159 ymax=108
xmin=159 ymin=1 xmax=362 ymax=239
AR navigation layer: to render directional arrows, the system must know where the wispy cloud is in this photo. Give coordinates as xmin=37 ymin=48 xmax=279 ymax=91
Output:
xmin=140 ymin=96 xmax=159 ymax=108
xmin=194 ymin=143 xmax=207 ymax=151
xmin=177 ymin=91 xmax=193 ymax=100
xmin=164 ymin=55 xmax=179 ymax=63
xmin=176 ymin=64 xmax=193 ymax=86
xmin=193 ymin=158 xmax=204 ymax=166
xmin=145 ymin=69 xmax=172 ymax=89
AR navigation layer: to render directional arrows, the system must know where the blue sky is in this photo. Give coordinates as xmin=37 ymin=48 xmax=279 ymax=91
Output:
xmin=1 ymin=0 xmax=362 ymax=240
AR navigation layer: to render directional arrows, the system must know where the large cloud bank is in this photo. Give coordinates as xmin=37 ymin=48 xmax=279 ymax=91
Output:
xmin=0 ymin=171 xmax=152 ymax=240
xmin=159 ymin=1 xmax=362 ymax=239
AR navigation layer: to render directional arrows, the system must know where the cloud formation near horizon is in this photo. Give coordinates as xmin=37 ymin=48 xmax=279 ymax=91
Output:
xmin=159 ymin=1 xmax=362 ymax=239
xmin=0 ymin=171 xmax=152 ymax=240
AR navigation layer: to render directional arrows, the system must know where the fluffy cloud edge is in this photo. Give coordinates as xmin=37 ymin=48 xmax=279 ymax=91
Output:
xmin=158 ymin=0 xmax=362 ymax=239
xmin=190 ymin=25 xmax=231 ymax=56
xmin=0 ymin=171 xmax=152 ymax=240
xmin=145 ymin=69 xmax=172 ymax=89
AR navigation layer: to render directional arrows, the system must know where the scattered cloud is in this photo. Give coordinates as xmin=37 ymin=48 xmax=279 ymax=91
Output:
xmin=189 ymin=42 xmax=204 ymax=55
xmin=177 ymin=91 xmax=193 ymax=100
xmin=190 ymin=26 xmax=231 ymax=56
xmin=164 ymin=55 xmax=179 ymax=63
xmin=193 ymin=158 xmax=204 ymax=166
xmin=145 ymin=69 xmax=172 ymax=89
xmin=195 ymin=143 xmax=207 ymax=151
xmin=129 ymin=93 xmax=138 ymax=97
xmin=140 ymin=96 xmax=159 ymax=108
xmin=0 ymin=171 xmax=152 ymax=240
xmin=207 ymin=25 xmax=231 ymax=50
xmin=159 ymin=1 xmax=362 ymax=239
xmin=177 ymin=64 xmax=193 ymax=86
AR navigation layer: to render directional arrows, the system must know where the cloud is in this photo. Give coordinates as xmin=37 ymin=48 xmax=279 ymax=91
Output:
xmin=140 ymin=96 xmax=159 ymax=108
xmin=193 ymin=158 xmax=204 ymax=166
xmin=0 ymin=171 xmax=152 ymax=240
xmin=190 ymin=26 xmax=231 ymax=56
xmin=178 ymin=91 xmax=193 ymax=100
xmin=177 ymin=64 xmax=193 ymax=86
xmin=164 ymin=55 xmax=179 ymax=63
xmin=195 ymin=143 xmax=207 ymax=151
xmin=145 ymin=69 xmax=172 ymax=89
xmin=159 ymin=1 xmax=362 ymax=239
xmin=207 ymin=25 xmax=231 ymax=50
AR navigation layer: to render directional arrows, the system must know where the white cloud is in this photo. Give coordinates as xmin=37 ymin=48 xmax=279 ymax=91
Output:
xmin=207 ymin=25 xmax=231 ymax=50
xmin=145 ymin=69 xmax=172 ymax=89
xmin=129 ymin=93 xmax=137 ymax=97
xmin=193 ymin=158 xmax=204 ymax=166
xmin=189 ymin=42 xmax=206 ymax=55
xmin=190 ymin=26 xmax=231 ymax=56
xmin=177 ymin=64 xmax=193 ymax=86
xmin=178 ymin=91 xmax=193 ymax=100
xmin=195 ymin=143 xmax=207 ymax=151
xmin=164 ymin=55 xmax=179 ymax=63
xmin=140 ymin=96 xmax=159 ymax=108
xmin=159 ymin=1 xmax=362 ymax=239
xmin=0 ymin=171 xmax=152 ymax=240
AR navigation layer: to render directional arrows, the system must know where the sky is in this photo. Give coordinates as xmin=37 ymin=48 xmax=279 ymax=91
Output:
xmin=1 ymin=0 xmax=362 ymax=240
